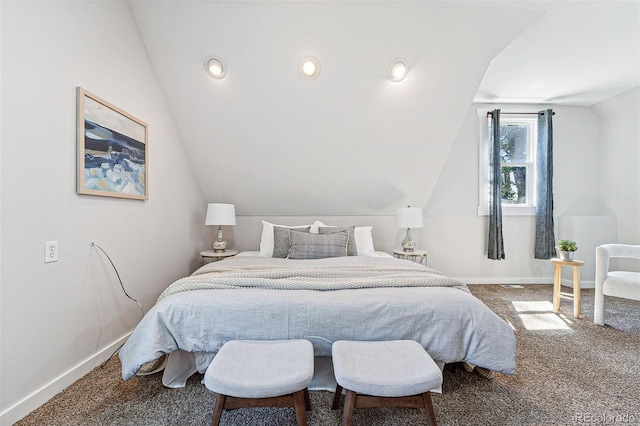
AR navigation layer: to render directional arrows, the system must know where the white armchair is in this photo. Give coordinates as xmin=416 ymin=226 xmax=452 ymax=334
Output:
xmin=594 ymin=244 xmax=640 ymax=326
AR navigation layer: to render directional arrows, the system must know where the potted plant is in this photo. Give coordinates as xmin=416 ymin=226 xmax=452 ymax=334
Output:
xmin=556 ymin=239 xmax=578 ymax=261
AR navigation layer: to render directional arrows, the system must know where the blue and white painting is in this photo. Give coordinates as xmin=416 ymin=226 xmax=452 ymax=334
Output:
xmin=78 ymin=90 xmax=148 ymax=200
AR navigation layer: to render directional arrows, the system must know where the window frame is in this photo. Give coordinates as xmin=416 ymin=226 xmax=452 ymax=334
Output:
xmin=477 ymin=109 xmax=538 ymax=216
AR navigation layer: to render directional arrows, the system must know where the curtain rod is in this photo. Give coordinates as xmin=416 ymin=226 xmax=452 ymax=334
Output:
xmin=486 ymin=111 xmax=555 ymax=117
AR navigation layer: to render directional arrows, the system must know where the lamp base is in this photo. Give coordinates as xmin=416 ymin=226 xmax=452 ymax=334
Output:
xmin=401 ymin=228 xmax=416 ymax=252
xmin=212 ymin=227 xmax=227 ymax=252
xmin=212 ymin=241 xmax=227 ymax=253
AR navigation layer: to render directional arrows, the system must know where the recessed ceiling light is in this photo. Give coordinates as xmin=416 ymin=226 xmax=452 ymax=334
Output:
xmin=389 ymin=58 xmax=408 ymax=82
xmin=299 ymin=56 xmax=320 ymax=80
xmin=204 ymin=55 xmax=226 ymax=79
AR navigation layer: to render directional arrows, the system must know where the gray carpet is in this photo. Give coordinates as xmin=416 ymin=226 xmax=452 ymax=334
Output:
xmin=16 ymin=285 xmax=640 ymax=425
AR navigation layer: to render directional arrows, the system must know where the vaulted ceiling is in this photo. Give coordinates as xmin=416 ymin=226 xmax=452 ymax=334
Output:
xmin=129 ymin=1 xmax=639 ymax=215
xmin=474 ymin=1 xmax=640 ymax=105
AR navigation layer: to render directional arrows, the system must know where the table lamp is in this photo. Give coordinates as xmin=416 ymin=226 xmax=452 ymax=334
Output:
xmin=205 ymin=203 xmax=236 ymax=252
xmin=396 ymin=206 xmax=423 ymax=252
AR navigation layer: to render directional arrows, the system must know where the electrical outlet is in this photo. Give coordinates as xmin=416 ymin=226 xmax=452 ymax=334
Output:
xmin=45 ymin=241 xmax=58 ymax=263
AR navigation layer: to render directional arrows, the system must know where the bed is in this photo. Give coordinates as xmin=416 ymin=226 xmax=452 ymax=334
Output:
xmin=119 ymin=222 xmax=516 ymax=386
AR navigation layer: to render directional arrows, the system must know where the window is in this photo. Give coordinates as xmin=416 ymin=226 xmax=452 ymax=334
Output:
xmin=478 ymin=111 xmax=537 ymax=216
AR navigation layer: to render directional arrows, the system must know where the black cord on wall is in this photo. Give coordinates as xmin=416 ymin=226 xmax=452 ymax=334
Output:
xmin=91 ymin=242 xmax=145 ymax=368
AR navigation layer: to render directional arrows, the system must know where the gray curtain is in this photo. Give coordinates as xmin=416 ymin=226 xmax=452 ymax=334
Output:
xmin=535 ymin=109 xmax=556 ymax=259
xmin=488 ymin=109 xmax=505 ymax=260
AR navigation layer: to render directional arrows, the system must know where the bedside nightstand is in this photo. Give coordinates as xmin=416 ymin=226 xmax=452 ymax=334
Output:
xmin=201 ymin=249 xmax=238 ymax=264
xmin=393 ymin=249 xmax=428 ymax=266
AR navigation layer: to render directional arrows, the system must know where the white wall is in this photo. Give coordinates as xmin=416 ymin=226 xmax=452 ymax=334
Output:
xmin=0 ymin=2 xmax=207 ymax=423
xmin=592 ymin=86 xmax=640 ymax=244
xmin=230 ymin=104 xmax=606 ymax=286
xmin=422 ymin=104 xmax=603 ymax=284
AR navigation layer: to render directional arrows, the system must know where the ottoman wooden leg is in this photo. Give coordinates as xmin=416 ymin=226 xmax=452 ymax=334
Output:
xmin=332 ymin=384 xmax=343 ymax=410
xmin=341 ymin=389 xmax=357 ymax=426
xmin=293 ymin=390 xmax=308 ymax=426
xmin=304 ymin=388 xmax=312 ymax=411
xmin=211 ymin=393 xmax=226 ymax=426
xmin=423 ymin=392 xmax=437 ymax=426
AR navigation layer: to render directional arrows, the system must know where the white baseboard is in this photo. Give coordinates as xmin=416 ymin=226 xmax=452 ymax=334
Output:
xmin=460 ymin=277 xmax=552 ymax=285
xmin=458 ymin=278 xmax=595 ymax=288
xmin=0 ymin=333 xmax=131 ymax=426
xmin=562 ymin=279 xmax=595 ymax=289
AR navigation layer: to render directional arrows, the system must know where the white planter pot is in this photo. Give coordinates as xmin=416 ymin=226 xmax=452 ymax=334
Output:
xmin=557 ymin=249 xmax=575 ymax=261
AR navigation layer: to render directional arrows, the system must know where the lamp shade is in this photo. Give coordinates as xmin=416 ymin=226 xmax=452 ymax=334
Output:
xmin=205 ymin=203 xmax=236 ymax=226
xmin=396 ymin=206 xmax=423 ymax=228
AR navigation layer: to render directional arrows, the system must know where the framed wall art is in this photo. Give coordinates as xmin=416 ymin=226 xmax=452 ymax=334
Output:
xmin=76 ymin=87 xmax=148 ymax=200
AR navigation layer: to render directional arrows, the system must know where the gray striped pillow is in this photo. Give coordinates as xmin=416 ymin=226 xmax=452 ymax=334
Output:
xmin=318 ymin=226 xmax=357 ymax=256
xmin=288 ymin=230 xmax=349 ymax=259
xmin=273 ymin=226 xmax=311 ymax=258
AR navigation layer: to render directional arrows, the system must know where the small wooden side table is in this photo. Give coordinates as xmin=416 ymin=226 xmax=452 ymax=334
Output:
xmin=393 ymin=249 xmax=428 ymax=266
xmin=201 ymin=249 xmax=238 ymax=264
xmin=551 ymin=258 xmax=584 ymax=318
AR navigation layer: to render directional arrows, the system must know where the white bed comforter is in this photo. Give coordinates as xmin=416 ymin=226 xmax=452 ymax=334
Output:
xmin=119 ymin=256 xmax=516 ymax=382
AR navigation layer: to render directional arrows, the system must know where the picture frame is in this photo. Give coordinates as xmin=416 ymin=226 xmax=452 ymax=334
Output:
xmin=76 ymin=87 xmax=148 ymax=200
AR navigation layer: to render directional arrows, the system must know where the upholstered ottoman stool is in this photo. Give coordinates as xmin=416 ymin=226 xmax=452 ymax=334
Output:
xmin=204 ymin=340 xmax=314 ymax=426
xmin=331 ymin=340 xmax=442 ymax=426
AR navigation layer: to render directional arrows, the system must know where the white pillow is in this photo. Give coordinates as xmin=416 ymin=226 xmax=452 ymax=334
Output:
xmin=309 ymin=220 xmax=326 ymax=233
xmin=354 ymin=226 xmax=376 ymax=256
xmin=259 ymin=220 xmax=326 ymax=257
